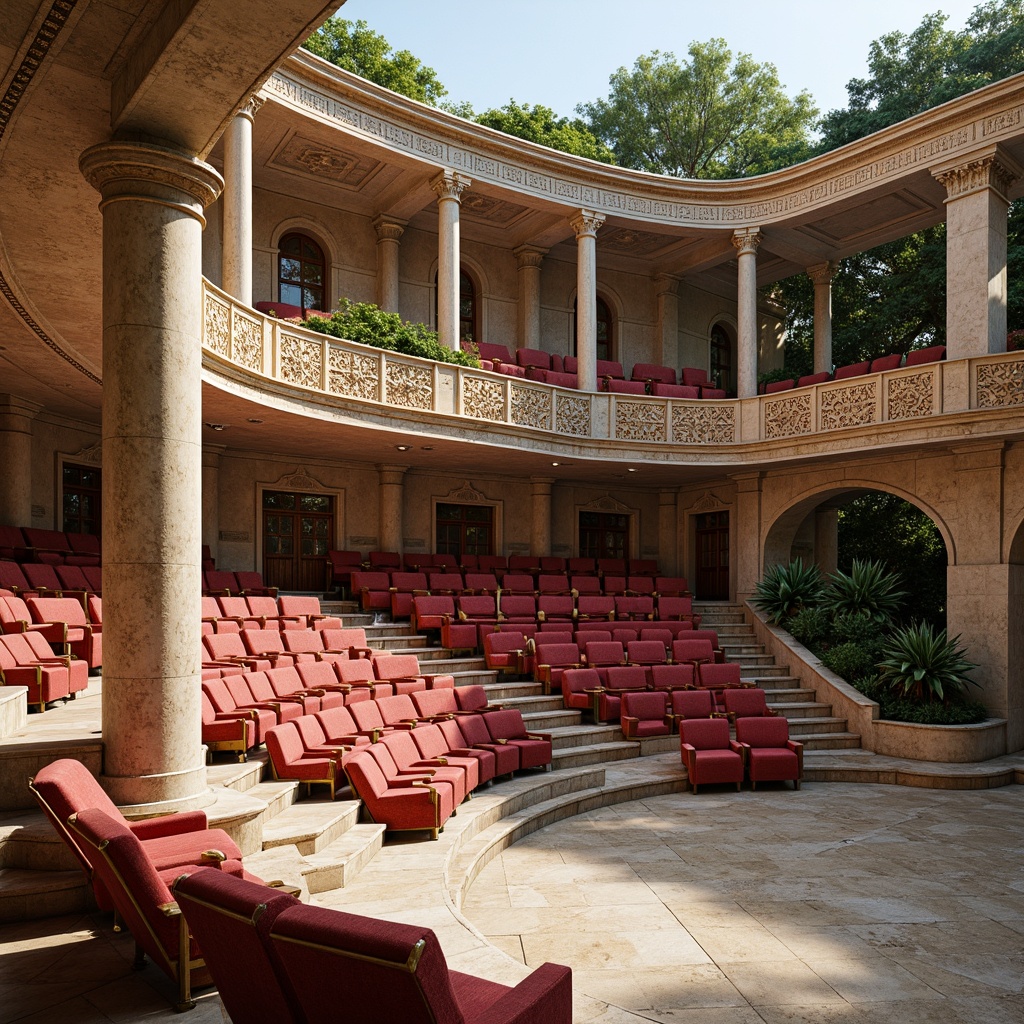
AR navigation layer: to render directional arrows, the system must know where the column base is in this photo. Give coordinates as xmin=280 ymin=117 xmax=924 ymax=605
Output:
xmin=101 ymin=759 xmax=213 ymax=817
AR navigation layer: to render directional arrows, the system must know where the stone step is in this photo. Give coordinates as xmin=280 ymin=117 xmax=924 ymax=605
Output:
xmin=771 ymin=701 xmax=836 ymax=718
xmin=301 ymin=823 xmax=387 ymax=894
xmin=739 ymin=664 xmax=790 ymax=677
xmin=241 ymin=778 xmax=299 ymax=818
xmin=551 ymin=741 xmax=640 ymax=769
xmin=206 ymin=753 xmax=268 ymax=793
xmin=786 ymin=717 xmax=852 ymax=736
xmin=0 ymin=867 xmax=90 ymax=923
xmin=0 ymin=688 xmax=27 ymax=741
xmin=520 ymin=709 xmax=581 ymax=731
xmin=742 ymin=674 xmax=799 ymax=688
xmin=0 ymin=810 xmax=80 ymax=872
xmin=546 ymin=724 xmax=624 ymax=750
xmin=798 ymin=732 xmax=863 ymax=750
xmin=482 ymin=680 xmax=543 ymax=701
xmin=765 ymin=687 xmax=818 ymax=701
xmin=260 ymin=798 xmax=361 ymax=856
xmin=499 ymin=694 xmax=565 ymax=714
xmin=422 ymin=657 xmax=487 ymax=674
xmin=0 ymin=737 xmax=103 ymax=812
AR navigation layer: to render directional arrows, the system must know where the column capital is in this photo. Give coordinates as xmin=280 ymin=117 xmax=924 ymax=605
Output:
xmin=807 ymin=260 xmax=837 ymax=285
xmin=530 ymin=476 xmax=556 ymax=488
xmin=569 ymin=209 xmax=605 ymax=238
xmin=236 ymin=95 xmax=265 ymax=122
xmin=431 ymin=170 xmax=471 ymax=203
xmin=654 ymin=272 xmax=679 ymax=295
xmin=514 ymin=244 xmax=548 ymax=270
xmin=80 ymin=141 xmax=223 ymax=225
xmin=932 ymin=146 xmax=1022 ymax=203
xmin=731 ymin=227 xmax=762 ymax=257
xmin=373 ymin=215 xmax=407 ymax=243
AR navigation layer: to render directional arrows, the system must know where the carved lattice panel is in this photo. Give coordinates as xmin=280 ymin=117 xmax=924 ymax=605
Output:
xmin=820 ymin=381 xmax=877 ymax=431
xmin=887 ymin=372 xmax=934 ymax=420
xmin=386 ymin=363 xmax=433 ymax=409
xmin=232 ymin=311 xmax=264 ymax=372
xmin=511 ymin=385 xmax=551 ymax=428
xmin=279 ymin=335 xmax=323 ymax=389
xmin=976 ymin=360 xmax=1024 ymax=407
xmin=328 ymin=347 xmax=379 ymax=401
xmin=463 ymin=377 xmax=505 ymax=421
xmin=615 ymin=401 xmax=666 ymax=441
xmin=763 ymin=394 xmax=812 ymax=439
xmin=672 ymin=404 xmax=735 ymax=443
xmin=555 ymin=395 xmax=590 ymax=436
xmin=204 ymin=294 xmax=230 ymax=356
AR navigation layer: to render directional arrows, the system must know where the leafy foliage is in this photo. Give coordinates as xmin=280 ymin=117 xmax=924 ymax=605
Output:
xmin=821 ymin=642 xmax=877 ymax=683
xmin=304 ymin=19 xmax=447 ymax=105
xmin=577 ymin=41 xmax=817 ymax=179
xmin=824 ymin=559 xmax=906 ymax=623
xmin=751 ymin=558 xmax=825 ymax=624
xmin=877 ymin=622 xmax=978 ymax=702
xmin=856 ymin=675 xmax=988 ymax=724
xmin=303 ymin=300 xmax=480 ymax=368
xmin=786 ymin=606 xmax=830 ymax=648
xmin=474 ymin=101 xmax=615 ymax=163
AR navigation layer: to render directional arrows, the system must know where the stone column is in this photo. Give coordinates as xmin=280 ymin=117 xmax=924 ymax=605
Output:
xmin=808 ymin=261 xmax=836 ymax=375
xmin=933 ymin=147 xmax=1021 ymax=359
xmin=814 ymin=508 xmax=839 ymax=576
xmin=530 ymin=477 xmax=553 ymax=557
xmin=378 ymin=465 xmax=407 ymax=554
xmin=374 ymin=215 xmax=406 ymax=313
xmin=202 ymin=445 xmax=225 ymax=566
xmin=80 ymin=140 xmax=222 ymax=813
xmin=732 ymin=228 xmax=761 ymax=399
xmin=514 ymin=245 xmax=546 ymax=350
xmin=732 ymin=472 xmax=763 ymax=603
xmin=431 ymin=171 xmax=471 ymax=349
xmin=0 ymin=396 xmax=42 ymax=526
xmin=570 ymin=209 xmax=605 ymax=392
xmin=654 ymin=274 xmax=679 ymax=369
xmin=658 ymin=489 xmax=678 ymax=577
xmin=221 ymin=97 xmax=261 ymax=304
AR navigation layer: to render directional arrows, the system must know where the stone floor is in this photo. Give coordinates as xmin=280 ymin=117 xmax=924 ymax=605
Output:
xmin=5 ymin=779 xmax=1024 ymax=1023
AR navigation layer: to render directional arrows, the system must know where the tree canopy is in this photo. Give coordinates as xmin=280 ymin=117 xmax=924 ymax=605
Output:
xmin=474 ymin=101 xmax=615 ymax=163
xmin=577 ymin=41 xmax=817 ymax=179
xmin=303 ymin=18 xmax=447 ymax=105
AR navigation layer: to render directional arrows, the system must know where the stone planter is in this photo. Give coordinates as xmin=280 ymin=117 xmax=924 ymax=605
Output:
xmin=871 ymin=718 xmax=1007 ymax=763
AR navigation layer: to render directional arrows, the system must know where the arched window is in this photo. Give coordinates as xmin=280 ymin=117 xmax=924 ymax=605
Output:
xmin=573 ymin=295 xmax=613 ymax=361
xmin=710 ymin=322 xmax=735 ymax=395
xmin=434 ymin=269 xmax=478 ymax=342
xmin=278 ymin=233 xmax=325 ymax=312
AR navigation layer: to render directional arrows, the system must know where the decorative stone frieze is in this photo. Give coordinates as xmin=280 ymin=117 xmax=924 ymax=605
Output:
xmin=232 ymin=311 xmax=263 ymax=371
xmin=887 ymin=372 xmax=935 ymax=420
xmin=976 ymin=360 xmax=1024 ymax=407
xmin=328 ymin=347 xmax=379 ymax=401
xmin=764 ymin=394 xmax=813 ymax=439
xmin=386 ymin=363 xmax=433 ymax=409
xmin=511 ymin=385 xmax=551 ymax=428
xmin=820 ymin=381 xmax=877 ymax=431
xmin=280 ymin=335 xmax=322 ymax=389
xmin=615 ymin=401 xmax=666 ymax=441
xmin=204 ymin=293 xmax=230 ymax=357
xmin=555 ymin=394 xmax=590 ymax=436
xmin=672 ymin=404 xmax=735 ymax=443
xmin=463 ymin=377 xmax=505 ymax=421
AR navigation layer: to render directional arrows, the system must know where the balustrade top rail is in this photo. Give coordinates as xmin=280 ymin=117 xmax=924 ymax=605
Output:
xmin=203 ymin=282 xmax=1024 ymax=450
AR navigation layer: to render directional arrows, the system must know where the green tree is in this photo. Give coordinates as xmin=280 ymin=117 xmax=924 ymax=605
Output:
xmin=577 ymin=41 xmax=817 ymax=179
xmin=475 ymin=101 xmax=615 ymax=163
xmin=303 ymin=18 xmax=447 ymax=105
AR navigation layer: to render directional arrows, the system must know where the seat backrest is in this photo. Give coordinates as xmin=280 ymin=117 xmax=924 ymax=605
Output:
xmin=246 ymin=595 xmax=281 ymax=618
xmin=585 ymin=641 xmax=625 ymax=667
xmin=282 ymin=630 xmax=325 ymax=655
xmin=24 ymin=563 xmax=62 ymax=591
xmin=426 ymin=572 xmax=462 ymax=593
xmin=500 ymin=573 xmax=535 ymax=594
xmin=797 ymin=371 xmax=831 ymax=387
xmin=577 ymin=595 xmax=614 ymax=619
xmin=0 ymin=562 xmax=31 ymax=593
xmin=235 ymin=571 xmax=271 ymax=593
xmin=537 ymin=574 xmax=570 ymax=594
xmin=627 ymin=640 xmax=667 ymax=665
xmin=672 ymin=638 xmax=714 ymax=663
xmin=173 ymin=869 xmax=303 ymax=1024
xmin=904 ymin=344 xmax=945 ymax=366
xmin=723 ymin=687 xmax=769 ymax=717
xmin=640 ymin=628 xmax=673 ymax=648
xmin=484 ymin=631 xmax=528 ymax=656
xmin=409 ymin=722 xmax=448 ymax=760
xmin=29 ymin=595 xmax=88 ymax=627
xmin=265 ymin=665 xmax=304 ymax=697
xmin=539 ymin=556 xmax=566 ymax=572
xmin=871 ymin=353 xmax=903 ymax=372
xmin=621 ymin=690 xmax=668 ymax=720
xmin=699 ymin=662 xmax=742 ymax=686
xmin=649 ymin=663 xmax=695 ymax=690
xmin=482 ymin=708 xmax=527 ymax=741
xmin=536 ymin=643 xmax=580 ymax=669
xmin=610 ymin=627 xmax=638 ymax=646
xmin=456 ymin=594 xmax=496 ymax=617
xmin=349 ymin=701 xmax=385 ymax=731
xmin=336 ymin=659 xmax=377 ymax=686
xmin=376 ymin=694 xmax=418 ymax=726
xmin=658 ymin=596 xmax=693 ymax=618
xmin=373 ymin=654 xmax=421 ymax=681
xmin=316 ymin=705 xmax=361 ymax=741
xmin=411 ymin=688 xmax=458 ymax=718
xmin=497 ymin=594 xmax=536 ymax=618
xmin=834 ymin=360 xmax=870 ymax=379
xmin=669 ymin=688 xmax=713 ymax=718
xmin=205 ymin=569 xmax=239 ymax=594
xmin=278 ymin=595 xmax=322 ymax=617
xmin=294 ymin=714 xmax=329 ymax=752
xmin=567 ymin=557 xmax=596 ymax=575
xmin=56 ymin=565 xmax=90 ymax=590
xmin=243 ymin=629 xmax=286 ymax=657
xmin=764 ymin=378 xmax=795 ymax=394
xmin=352 ymin=571 xmax=391 ymax=592
xmin=604 ymin=665 xmax=647 ymax=692
xmin=562 ymin=668 xmax=600 ymax=695
xmin=679 ymin=717 xmax=731 ymax=750
xmin=453 ymin=684 xmax=488 ymax=711
xmin=631 ymin=362 xmax=675 ymax=384
xmin=463 ymin=573 xmax=498 ymax=594
xmin=680 ymin=366 xmax=708 ymax=387
xmin=537 ymin=595 xmax=574 ymax=618
xmin=570 ymin=575 xmax=601 ymax=595
xmin=266 ymin=722 xmax=307 ymax=768
xmin=736 ymin=716 xmax=790 ymax=747
xmin=475 ymin=341 xmax=514 ymax=363
xmin=515 ymin=347 xmax=552 ymax=370
xmin=391 ymin=572 xmax=427 ymax=593
xmin=368 ymin=551 xmax=401 ymax=570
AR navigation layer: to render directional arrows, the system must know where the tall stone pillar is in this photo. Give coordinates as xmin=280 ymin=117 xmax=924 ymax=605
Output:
xmin=654 ymin=274 xmax=679 ymax=369
xmin=933 ymin=147 xmax=1021 ymax=359
xmin=658 ymin=489 xmax=678 ymax=577
xmin=374 ymin=215 xmax=406 ymax=313
xmin=808 ymin=261 xmax=836 ymax=375
xmin=378 ymin=465 xmax=407 ymax=554
xmin=530 ymin=477 xmax=553 ymax=557
xmin=0 ymin=396 xmax=42 ymax=527
xmin=80 ymin=140 xmax=223 ymax=813
xmin=570 ymin=209 xmax=605 ymax=392
xmin=202 ymin=446 xmax=225 ymax=566
xmin=732 ymin=228 xmax=761 ymax=399
xmin=221 ymin=97 xmax=261 ymax=304
xmin=814 ymin=508 xmax=839 ymax=576
xmin=514 ymin=245 xmax=546 ymax=350
xmin=431 ymin=171 xmax=471 ymax=349
xmin=732 ymin=472 xmax=763 ymax=603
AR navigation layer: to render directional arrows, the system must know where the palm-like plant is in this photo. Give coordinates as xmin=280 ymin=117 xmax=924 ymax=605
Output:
xmin=752 ymin=558 xmax=825 ymax=625
xmin=824 ymin=559 xmax=905 ymax=623
xmin=877 ymin=622 xmax=978 ymax=703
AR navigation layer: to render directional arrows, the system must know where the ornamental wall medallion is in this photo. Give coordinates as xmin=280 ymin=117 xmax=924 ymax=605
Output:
xmin=820 ymin=381 xmax=877 ymax=431
xmin=887 ymin=372 xmax=934 ymax=420
xmin=511 ymin=385 xmax=551 ymax=428
xmin=555 ymin=395 xmax=590 ymax=436
xmin=444 ymin=482 xmax=489 ymax=503
xmin=615 ymin=401 xmax=666 ymax=441
xmin=232 ymin=311 xmax=264 ymax=372
xmin=764 ymin=394 xmax=812 ymax=439
xmin=672 ymin=404 xmax=735 ymax=443
xmin=977 ymin=360 xmax=1024 ymax=407
xmin=280 ymin=335 xmax=323 ymax=389
xmin=386 ymin=363 xmax=433 ymax=409
xmin=204 ymin=294 xmax=230 ymax=356
xmin=328 ymin=347 xmax=379 ymax=401
xmin=463 ymin=377 xmax=505 ymax=421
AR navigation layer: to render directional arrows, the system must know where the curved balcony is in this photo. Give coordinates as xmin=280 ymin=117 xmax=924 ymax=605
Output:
xmin=203 ymin=281 xmax=1024 ymax=465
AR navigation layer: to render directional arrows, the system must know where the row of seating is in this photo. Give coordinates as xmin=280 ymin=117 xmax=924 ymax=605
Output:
xmin=0 ymin=525 xmax=100 ymax=565
xmin=202 ymin=569 xmax=278 ymax=597
xmin=0 ymin=593 xmax=102 ymax=669
xmin=681 ymin=716 xmax=803 ymax=792
xmin=0 ymin=629 xmax=89 ymax=710
xmin=761 ymin=345 xmax=947 ymax=394
xmin=201 ymin=594 xmax=341 ymax=633
xmin=0 ymin=560 xmax=102 ymax=598
xmin=617 ymin=686 xmax=777 ymax=739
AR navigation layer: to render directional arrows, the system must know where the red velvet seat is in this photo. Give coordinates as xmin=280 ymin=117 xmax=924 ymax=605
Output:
xmin=648 ymin=662 xmax=695 ymax=695
xmin=560 ymin=667 xmax=600 ymax=717
xmin=235 ymin=671 xmax=308 ymax=719
xmin=482 ymin=708 xmax=552 ymax=769
xmin=452 ymin=683 xmax=499 ymax=713
xmin=612 ymin=627 xmax=639 ymax=646
xmin=697 ymin=661 xmax=746 ymax=710
xmin=1 ymin=630 xmax=87 ymax=700
xmin=201 ymin=690 xmax=258 ymax=761
xmin=723 ymin=687 xmax=777 ymax=722
xmin=537 ymin=573 xmax=570 ymax=595
xmin=375 ymin=652 xmax=453 ymax=693
xmin=483 ymin=630 xmax=531 ymax=675
xmin=536 ymin=594 xmax=575 ymax=625
xmin=455 ymin=711 xmax=520 ymax=775
xmin=596 ymin=664 xmax=647 ymax=723
xmin=411 ymin=594 xmax=456 ymax=633
xmin=584 ymin=640 xmax=626 ymax=684
xmin=266 ymin=720 xmax=346 ymax=798
xmin=380 ymin=730 xmax=471 ymax=802
xmin=533 ymin=642 xmax=581 ymax=695
xmin=314 ymin=705 xmax=372 ymax=749
xmin=500 ymin=573 xmax=536 ymax=595
xmin=462 ymin=572 xmax=499 ymax=595
xmin=834 ymin=359 xmax=871 ymax=380
xmin=23 ymin=560 xmax=72 ymax=595
xmin=235 ymin=570 xmax=278 ymax=597
xmin=650 ymin=382 xmax=699 ymax=398
xmin=577 ymin=595 xmax=614 ymax=622
xmin=679 ymin=718 xmax=744 ymax=794
xmin=327 ymin=549 xmax=362 ymax=593
xmin=277 ymin=594 xmax=342 ymax=630
xmin=904 ymin=344 xmax=946 ymax=366
xmin=26 ymin=595 xmax=101 ymax=668
xmin=368 ymin=551 xmax=402 ymax=574
xmin=0 ymin=524 xmax=29 ymax=561
xmin=410 ymin=687 xmax=459 ymax=719
xmin=614 ymin=595 xmax=654 ymax=621
xmin=666 ymin=687 xmax=716 ymax=729
xmin=654 ymin=576 xmax=689 ymax=597
xmin=55 ymin=564 xmax=93 ymax=594
xmin=672 ymin=638 xmax=715 ymax=668
xmin=0 ymin=633 xmax=71 ymax=710
xmin=389 ymin=571 xmax=429 ymax=620
xmin=631 ymin=362 xmax=676 ymax=385
xmin=569 ymin=574 xmax=601 ymax=596
xmin=351 ymin=570 xmax=392 ymax=612
xmin=0 ymin=561 xmax=36 ymax=596
xmin=216 ymin=595 xmax=263 ymax=629
xmin=426 ymin=570 xmax=464 ymax=595
xmin=23 ymin=527 xmax=71 ymax=564
xmin=201 ymin=594 xmax=240 ymax=633
xmin=242 ymin=628 xmax=305 ymax=666
xmin=411 ymin=722 xmax=492 ymax=786
xmin=281 ymin=629 xmax=346 ymax=664
xmin=735 ymin=716 xmax=803 ymax=789
xmin=620 ymin=690 xmax=670 ymax=738
xmin=764 ymin=378 xmax=795 ymax=394
xmin=320 ymin=627 xmax=382 ymax=660
xmin=267 ymin=665 xmax=345 ymax=710
xmin=434 ymin=717 xmax=499 ymax=782
xmin=203 ymin=631 xmax=272 ymax=672
xmin=871 ymin=353 xmax=903 ymax=372
xmin=336 ymin=658 xmax=392 ymax=700
xmin=797 ymin=371 xmax=831 ymax=387
xmin=497 ymin=593 xmax=537 ymax=626
xmin=657 ymin=595 xmax=701 ymax=626
xmin=204 ymin=569 xmax=242 ymax=595
xmin=202 ymin=678 xmax=278 ymax=742
xmin=246 ymin=595 xmax=303 ymax=629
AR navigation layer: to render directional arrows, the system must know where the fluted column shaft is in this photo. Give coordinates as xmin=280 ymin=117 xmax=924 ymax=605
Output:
xmin=733 ymin=228 xmax=761 ymax=399
xmin=571 ymin=209 xmax=605 ymax=392
xmin=432 ymin=171 xmax=471 ymax=349
xmin=81 ymin=140 xmax=223 ymax=813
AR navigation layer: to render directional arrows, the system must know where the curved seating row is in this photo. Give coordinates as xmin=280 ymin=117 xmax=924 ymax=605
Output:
xmin=618 ymin=686 xmax=778 ymax=738
xmin=0 ymin=560 xmax=102 ymax=598
xmin=761 ymin=345 xmax=947 ymax=395
xmin=681 ymin=716 xmax=803 ymax=793
xmin=0 ymin=525 xmax=100 ymax=566
xmin=201 ymin=594 xmax=342 ymax=633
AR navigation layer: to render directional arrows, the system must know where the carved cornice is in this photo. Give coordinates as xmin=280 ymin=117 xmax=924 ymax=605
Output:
xmin=933 ymin=151 xmax=1020 ymax=202
xmin=513 ymin=245 xmax=547 ymax=270
xmin=807 ymin=260 xmax=837 ymax=285
xmin=569 ymin=209 xmax=605 ymax=239
xmin=731 ymin=228 xmax=761 ymax=257
xmin=431 ymin=170 xmax=471 ymax=203
xmin=373 ymin=215 xmax=406 ymax=243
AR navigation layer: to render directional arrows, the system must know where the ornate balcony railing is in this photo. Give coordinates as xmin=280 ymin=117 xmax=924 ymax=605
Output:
xmin=203 ymin=281 xmax=1024 ymax=449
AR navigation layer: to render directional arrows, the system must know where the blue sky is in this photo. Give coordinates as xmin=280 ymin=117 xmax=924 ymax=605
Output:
xmin=338 ymin=1 xmax=983 ymax=119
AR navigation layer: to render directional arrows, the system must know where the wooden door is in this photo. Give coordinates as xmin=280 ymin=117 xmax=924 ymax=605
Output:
xmin=695 ymin=511 xmax=729 ymax=600
xmin=262 ymin=491 xmax=333 ymax=592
